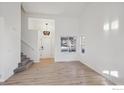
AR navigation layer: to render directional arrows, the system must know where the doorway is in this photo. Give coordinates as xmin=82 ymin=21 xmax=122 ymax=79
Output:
xmin=39 ymin=19 xmax=55 ymax=60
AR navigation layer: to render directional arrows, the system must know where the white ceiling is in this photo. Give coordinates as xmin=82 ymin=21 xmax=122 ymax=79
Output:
xmin=22 ymin=2 xmax=86 ymax=17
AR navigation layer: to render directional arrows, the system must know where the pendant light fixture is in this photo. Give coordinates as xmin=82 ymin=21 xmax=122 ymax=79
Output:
xmin=43 ymin=23 xmax=50 ymax=36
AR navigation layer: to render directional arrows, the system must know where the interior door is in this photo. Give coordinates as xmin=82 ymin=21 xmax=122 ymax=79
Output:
xmin=40 ymin=36 xmax=52 ymax=59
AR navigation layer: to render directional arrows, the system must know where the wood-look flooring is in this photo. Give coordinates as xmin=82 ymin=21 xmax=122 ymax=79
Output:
xmin=2 ymin=59 xmax=114 ymax=85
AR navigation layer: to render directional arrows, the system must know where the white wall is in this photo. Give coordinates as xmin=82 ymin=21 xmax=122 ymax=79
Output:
xmin=55 ymin=17 xmax=80 ymax=62
xmin=21 ymin=11 xmax=39 ymax=62
xmin=79 ymin=3 xmax=124 ymax=84
xmin=21 ymin=12 xmax=80 ymax=62
xmin=0 ymin=17 xmax=4 ymax=80
xmin=0 ymin=3 xmax=21 ymax=82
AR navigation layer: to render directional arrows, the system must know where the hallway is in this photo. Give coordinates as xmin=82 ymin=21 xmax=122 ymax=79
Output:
xmin=3 ymin=59 xmax=114 ymax=85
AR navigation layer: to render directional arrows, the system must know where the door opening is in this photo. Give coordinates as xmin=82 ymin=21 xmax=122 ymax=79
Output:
xmin=39 ymin=19 xmax=55 ymax=60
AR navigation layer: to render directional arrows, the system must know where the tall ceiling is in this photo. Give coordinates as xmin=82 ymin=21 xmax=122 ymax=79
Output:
xmin=22 ymin=2 xmax=86 ymax=17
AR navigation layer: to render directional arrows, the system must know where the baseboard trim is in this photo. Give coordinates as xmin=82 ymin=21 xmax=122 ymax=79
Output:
xmin=55 ymin=60 xmax=80 ymax=63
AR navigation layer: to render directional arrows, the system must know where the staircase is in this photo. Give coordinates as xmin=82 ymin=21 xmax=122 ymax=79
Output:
xmin=14 ymin=52 xmax=33 ymax=73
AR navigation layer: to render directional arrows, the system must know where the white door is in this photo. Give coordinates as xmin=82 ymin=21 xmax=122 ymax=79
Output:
xmin=40 ymin=36 xmax=52 ymax=59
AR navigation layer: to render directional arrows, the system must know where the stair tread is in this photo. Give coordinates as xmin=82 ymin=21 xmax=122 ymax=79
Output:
xmin=14 ymin=52 xmax=33 ymax=73
xmin=21 ymin=55 xmax=26 ymax=61
xmin=18 ymin=60 xmax=33 ymax=67
xmin=19 ymin=61 xmax=33 ymax=69
xmin=21 ymin=58 xmax=30 ymax=63
xmin=14 ymin=61 xmax=33 ymax=73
